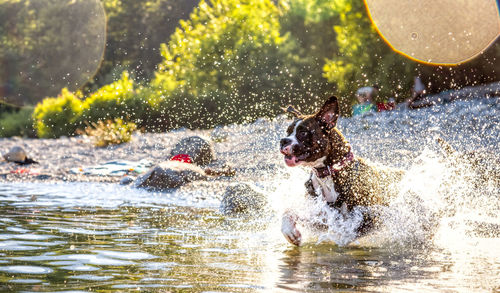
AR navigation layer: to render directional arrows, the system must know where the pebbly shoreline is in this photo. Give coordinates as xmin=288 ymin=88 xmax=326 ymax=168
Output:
xmin=0 ymin=117 xmax=286 ymax=184
xmin=1 ymin=85 xmax=499 ymax=185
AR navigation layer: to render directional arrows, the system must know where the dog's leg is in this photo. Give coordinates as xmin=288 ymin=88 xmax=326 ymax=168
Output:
xmin=281 ymin=211 xmax=302 ymax=246
xmin=355 ymin=208 xmax=377 ymax=237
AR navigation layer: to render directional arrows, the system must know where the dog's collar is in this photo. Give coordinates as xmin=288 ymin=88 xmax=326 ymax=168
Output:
xmin=313 ymin=151 xmax=354 ymax=178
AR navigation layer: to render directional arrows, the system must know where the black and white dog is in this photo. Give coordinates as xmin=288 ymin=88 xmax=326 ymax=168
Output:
xmin=279 ymin=96 xmax=404 ymax=246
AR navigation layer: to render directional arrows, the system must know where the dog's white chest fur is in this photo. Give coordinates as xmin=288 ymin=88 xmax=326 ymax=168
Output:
xmin=310 ymin=172 xmax=339 ymax=203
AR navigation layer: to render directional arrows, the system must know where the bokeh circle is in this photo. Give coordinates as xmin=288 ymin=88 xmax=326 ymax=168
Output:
xmin=364 ymin=0 xmax=500 ymax=65
xmin=0 ymin=0 xmax=106 ymax=106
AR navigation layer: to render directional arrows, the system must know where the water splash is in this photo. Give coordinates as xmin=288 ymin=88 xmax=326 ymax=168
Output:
xmin=316 ymin=205 xmax=366 ymax=246
xmin=279 ymin=145 xmax=500 ymax=248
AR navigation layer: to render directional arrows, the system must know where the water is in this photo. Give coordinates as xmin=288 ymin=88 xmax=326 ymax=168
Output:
xmin=0 ymin=182 xmax=499 ymax=292
xmin=1 ymin=98 xmax=499 ymax=292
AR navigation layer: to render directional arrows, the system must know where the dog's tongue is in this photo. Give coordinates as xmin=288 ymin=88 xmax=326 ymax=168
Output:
xmin=284 ymin=155 xmax=299 ymax=167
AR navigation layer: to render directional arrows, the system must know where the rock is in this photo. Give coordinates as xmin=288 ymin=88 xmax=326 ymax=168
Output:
xmin=204 ymin=160 xmax=236 ymax=177
xmin=34 ymin=174 xmax=52 ymax=180
xmin=134 ymin=160 xmax=207 ymax=190
xmin=170 ymin=136 xmax=214 ymax=166
xmin=220 ymin=183 xmax=267 ymax=215
xmin=120 ymin=176 xmax=134 ymax=185
xmin=3 ymin=146 xmax=27 ymax=163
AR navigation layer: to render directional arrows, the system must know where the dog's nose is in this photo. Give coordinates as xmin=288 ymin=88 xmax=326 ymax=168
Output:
xmin=280 ymin=138 xmax=292 ymax=155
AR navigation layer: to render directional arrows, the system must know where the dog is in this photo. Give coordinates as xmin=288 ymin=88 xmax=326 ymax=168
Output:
xmin=279 ymin=96 xmax=404 ymax=246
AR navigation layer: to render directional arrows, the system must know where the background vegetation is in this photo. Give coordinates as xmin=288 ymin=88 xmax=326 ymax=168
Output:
xmin=0 ymin=0 xmax=106 ymax=105
xmin=1 ymin=0 xmax=499 ymax=138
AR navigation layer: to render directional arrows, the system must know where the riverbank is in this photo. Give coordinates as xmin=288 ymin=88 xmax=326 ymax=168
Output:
xmin=1 ymin=93 xmax=499 ymax=184
xmin=0 ymin=116 xmax=285 ymax=183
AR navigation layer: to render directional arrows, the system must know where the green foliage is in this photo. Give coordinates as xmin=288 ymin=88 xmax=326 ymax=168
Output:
xmin=322 ymin=0 xmax=416 ymax=111
xmin=31 ymin=73 xmax=156 ymax=138
xmin=78 ymin=72 xmax=148 ymax=124
xmin=0 ymin=107 xmax=36 ymax=137
xmin=0 ymin=0 xmax=105 ymax=105
xmin=89 ymin=0 xmax=199 ymax=90
xmin=151 ymin=0 xmax=315 ymax=129
xmin=78 ymin=118 xmax=137 ymax=147
xmin=278 ymin=0 xmax=340 ymax=110
xmin=4 ymin=0 xmax=499 ymax=134
xmin=33 ymin=88 xmax=83 ymax=138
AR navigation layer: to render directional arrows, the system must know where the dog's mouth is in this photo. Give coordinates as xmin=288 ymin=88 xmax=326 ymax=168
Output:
xmin=284 ymin=152 xmax=309 ymax=167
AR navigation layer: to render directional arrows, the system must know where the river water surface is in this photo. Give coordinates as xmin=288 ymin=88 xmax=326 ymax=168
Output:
xmin=0 ymin=98 xmax=499 ymax=292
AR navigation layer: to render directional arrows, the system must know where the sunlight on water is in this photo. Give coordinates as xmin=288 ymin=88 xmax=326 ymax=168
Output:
xmin=0 ymin=99 xmax=499 ymax=291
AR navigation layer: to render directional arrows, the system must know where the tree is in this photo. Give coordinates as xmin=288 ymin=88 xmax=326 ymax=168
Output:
xmin=322 ymin=0 xmax=416 ymax=111
xmin=0 ymin=0 xmax=106 ymax=105
xmin=150 ymin=0 xmax=312 ymax=128
xmin=90 ymin=0 xmax=199 ymax=89
xmin=278 ymin=0 xmax=340 ymax=110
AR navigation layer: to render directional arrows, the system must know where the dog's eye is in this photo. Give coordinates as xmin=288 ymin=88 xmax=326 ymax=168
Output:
xmin=296 ymin=130 xmax=309 ymax=140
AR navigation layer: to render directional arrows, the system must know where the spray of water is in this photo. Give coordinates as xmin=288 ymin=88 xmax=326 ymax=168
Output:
xmin=270 ymin=142 xmax=499 ymax=249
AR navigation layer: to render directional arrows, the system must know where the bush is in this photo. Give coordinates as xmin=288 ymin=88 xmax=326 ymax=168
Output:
xmin=78 ymin=118 xmax=137 ymax=147
xmin=0 ymin=107 xmax=36 ymax=137
xmin=33 ymin=88 xmax=83 ymax=138
xmin=31 ymin=72 xmax=159 ymax=137
xmin=78 ymin=71 xmax=147 ymax=124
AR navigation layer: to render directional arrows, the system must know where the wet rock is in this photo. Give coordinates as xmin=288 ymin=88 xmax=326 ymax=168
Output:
xmin=134 ymin=161 xmax=207 ymax=190
xmin=170 ymin=136 xmax=214 ymax=166
xmin=34 ymin=174 xmax=52 ymax=180
xmin=120 ymin=176 xmax=134 ymax=185
xmin=220 ymin=183 xmax=267 ymax=215
xmin=459 ymin=150 xmax=500 ymax=189
xmin=202 ymin=159 xmax=236 ymax=177
xmin=3 ymin=146 xmax=27 ymax=162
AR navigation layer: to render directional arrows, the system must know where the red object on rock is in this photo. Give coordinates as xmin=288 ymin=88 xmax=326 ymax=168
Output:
xmin=377 ymin=102 xmax=396 ymax=112
xmin=170 ymin=154 xmax=193 ymax=164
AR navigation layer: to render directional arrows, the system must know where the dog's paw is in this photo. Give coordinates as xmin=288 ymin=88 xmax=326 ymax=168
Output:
xmin=281 ymin=213 xmax=302 ymax=246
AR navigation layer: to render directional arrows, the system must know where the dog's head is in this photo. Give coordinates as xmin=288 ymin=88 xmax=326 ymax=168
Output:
xmin=280 ymin=96 xmax=349 ymax=167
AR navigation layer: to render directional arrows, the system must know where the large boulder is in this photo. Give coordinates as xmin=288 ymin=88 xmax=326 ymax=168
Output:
xmin=220 ymin=183 xmax=268 ymax=215
xmin=134 ymin=161 xmax=207 ymax=190
xmin=170 ymin=136 xmax=214 ymax=166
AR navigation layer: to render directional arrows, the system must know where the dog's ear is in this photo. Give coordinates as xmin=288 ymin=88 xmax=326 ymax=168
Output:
xmin=316 ymin=96 xmax=339 ymax=130
xmin=282 ymin=105 xmax=302 ymax=118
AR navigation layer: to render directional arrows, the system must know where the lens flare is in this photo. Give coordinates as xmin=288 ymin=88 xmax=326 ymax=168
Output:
xmin=364 ymin=0 xmax=500 ymax=65
xmin=0 ymin=0 xmax=106 ymax=106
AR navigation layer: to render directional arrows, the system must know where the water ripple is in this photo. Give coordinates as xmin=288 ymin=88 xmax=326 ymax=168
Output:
xmin=0 ymin=265 xmax=53 ymax=274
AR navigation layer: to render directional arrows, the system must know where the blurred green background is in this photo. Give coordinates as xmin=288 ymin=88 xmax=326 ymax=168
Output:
xmin=1 ymin=0 xmax=499 ymax=138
